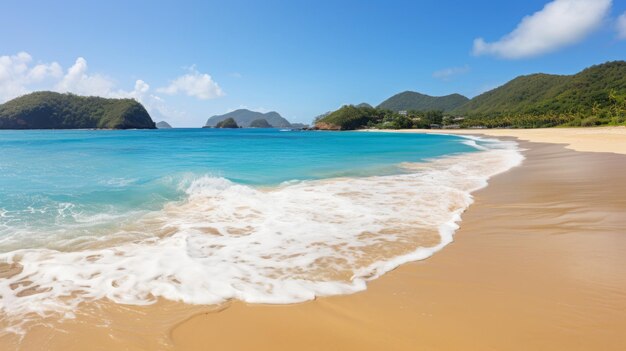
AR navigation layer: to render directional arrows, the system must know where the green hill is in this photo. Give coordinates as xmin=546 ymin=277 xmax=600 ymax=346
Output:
xmin=0 ymin=91 xmax=155 ymax=129
xmin=249 ymin=118 xmax=272 ymax=128
xmin=0 ymin=91 xmax=156 ymax=129
xmin=204 ymin=109 xmax=291 ymax=128
xmin=315 ymin=105 xmax=379 ymax=130
xmin=215 ymin=117 xmax=239 ymax=128
xmin=456 ymin=61 xmax=626 ymax=127
xmin=377 ymin=91 xmax=469 ymax=112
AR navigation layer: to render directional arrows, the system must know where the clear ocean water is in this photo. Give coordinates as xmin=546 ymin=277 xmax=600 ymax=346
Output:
xmin=0 ymin=129 xmax=476 ymax=242
xmin=0 ymin=128 xmax=522 ymax=325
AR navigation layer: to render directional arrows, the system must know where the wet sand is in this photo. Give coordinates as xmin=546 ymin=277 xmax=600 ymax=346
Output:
xmin=2 ymin=134 xmax=626 ymax=350
xmin=169 ymin=140 xmax=626 ymax=351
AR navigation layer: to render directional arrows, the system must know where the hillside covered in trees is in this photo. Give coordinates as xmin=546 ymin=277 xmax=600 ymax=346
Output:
xmin=0 ymin=92 xmax=156 ymax=129
xmin=377 ymin=91 xmax=469 ymax=112
xmin=454 ymin=61 xmax=626 ymax=128
xmin=215 ymin=117 xmax=239 ymax=128
xmin=315 ymin=61 xmax=626 ymax=130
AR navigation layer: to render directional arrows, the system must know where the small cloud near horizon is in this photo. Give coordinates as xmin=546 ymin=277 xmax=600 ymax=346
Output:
xmin=157 ymin=66 xmax=224 ymax=100
xmin=472 ymin=0 xmax=612 ymax=59
xmin=432 ymin=65 xmax=470 ymax=81
xmin=617 ymin=12 xmax=626 ymax=39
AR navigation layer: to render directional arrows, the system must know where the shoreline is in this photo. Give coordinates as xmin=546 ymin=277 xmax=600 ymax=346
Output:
xmin=360 ymin=126 xmax=626 ymax=155
xmin=169 ymin=136 xmax=626 ymax=351
xmin=2 ymin=130 xmax=626 ymax=350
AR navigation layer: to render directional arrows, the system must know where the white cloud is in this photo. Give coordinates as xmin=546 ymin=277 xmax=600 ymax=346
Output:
xmin=618 ymin=12 xmax=626 ymax=39
xmin=432 ymin=65 xmax=470 ymax=81
xmin=0 ymin=52 xmax=63 ymax=101
xmin=157 ymin=66 xmax=224 ymax=99
xmin=0 ymin=52 xmax=188 ymax=123
xmin=473 ymin=0 xmax=612 ymax=59
xmin=55 ymin=57 xmax=117 ymax=96
xmin=112 ymin=79 xmax=186 ymax=122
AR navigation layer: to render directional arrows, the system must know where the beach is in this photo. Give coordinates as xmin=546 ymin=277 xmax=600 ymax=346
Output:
xmin=2 ymin=127 xmax=626 ymax=350
xmin=385 ymin=126 xmax=626 ymax=155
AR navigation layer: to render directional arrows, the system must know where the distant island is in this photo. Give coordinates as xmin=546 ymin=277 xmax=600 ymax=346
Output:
xmin=204 ymin=109 xmax=292 ymax=128
xmin=315 ymin=61 xmax=626 ymax=130
xmin=215 ymin=117 xmax=240 ymax=128
xmin=156 ymin=121 xmax=172 ymax=129
xmin=0 ymin=91 xmax=156 ymax=129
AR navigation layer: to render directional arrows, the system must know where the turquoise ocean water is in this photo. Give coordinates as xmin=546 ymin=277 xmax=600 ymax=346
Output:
xmin=0 ymin=129 xmax=476 ymax=247
xmin=0 ymin=128 xmax=523 ymax=324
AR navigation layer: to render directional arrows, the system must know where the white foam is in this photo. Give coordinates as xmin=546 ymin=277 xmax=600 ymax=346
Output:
xmin=0 ymin=136 xmax=523 ymax=329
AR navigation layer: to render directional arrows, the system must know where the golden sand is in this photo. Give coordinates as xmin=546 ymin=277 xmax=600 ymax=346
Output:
xmin=2 ymin=130 xmax=626 ymax=350
xmin=169 ymin=140 xmax=626 ymax=351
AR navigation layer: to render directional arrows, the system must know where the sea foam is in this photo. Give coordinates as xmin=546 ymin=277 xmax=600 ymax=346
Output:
xmin=0 ymin=136 xmax=523 ymax=328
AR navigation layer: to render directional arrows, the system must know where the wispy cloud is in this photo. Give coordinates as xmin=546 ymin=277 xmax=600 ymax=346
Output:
xmin=432 ymin=65 xmax=470 ymax=81
xmin=473 ymin=0 xmax=612 ymax=59
xmin=157 ymin=66 xmax=224 ymax=100
xmin=618 ymin=12 xmax=626 ymax=39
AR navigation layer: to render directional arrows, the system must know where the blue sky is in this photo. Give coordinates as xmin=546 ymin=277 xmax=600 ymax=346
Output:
xmin=1 ymin=0 xmax=625 ymax=126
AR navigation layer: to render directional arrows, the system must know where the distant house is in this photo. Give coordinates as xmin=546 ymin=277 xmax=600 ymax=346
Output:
xmin=398 ymin=110 xmax=408 ymax=116
xmin=430 ymin=124 xmax=442 ymax=129
xmin=453 ymin=116 xmax=465 ymax=122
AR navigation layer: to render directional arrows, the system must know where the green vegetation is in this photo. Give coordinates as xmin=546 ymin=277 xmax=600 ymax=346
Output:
xmin=315 ymin=61 xmax=626 ymax=130
xmin=456 ymin=61 xmax=626 ymax=128
xmin=249 ymin=118 xmax=272 ymax=128
xmin=0 ymin=91 xmax=155 ymax=129
xmin=314 ymin=105 xmax=445 ymax=130
xmin=377 ymin=91 xmax=469 ymax=112
xmin=215 ymin=117 xmax=239 ymax=128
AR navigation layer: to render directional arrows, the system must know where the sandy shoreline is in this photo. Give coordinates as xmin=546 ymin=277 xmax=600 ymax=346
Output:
xmin=169 ymin=137 xmax=626 ymax=351
xmin=2 ymin=129 xmax=626 ymax=350
xmin=365 ymin=126 xmax=626 ymax=155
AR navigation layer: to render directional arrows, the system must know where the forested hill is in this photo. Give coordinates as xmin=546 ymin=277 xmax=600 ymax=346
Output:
xmin=377 ymin=91 xmax=469 ymax=112
xmin=455 ymin=61 xmax=626 ymax=127
xmin=0 ymin=92 xmax=156 ymax=129
xmin=315 ymin=61 xmax=626 ymax=130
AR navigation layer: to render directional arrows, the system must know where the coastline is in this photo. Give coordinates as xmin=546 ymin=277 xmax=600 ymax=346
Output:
xmin=2 ymin=130 xmax=626 ymax=350
xmin=168 ymin=137 xmax=626 ymax=351
xmin=361 ymin=126 xmax=626 ymax=155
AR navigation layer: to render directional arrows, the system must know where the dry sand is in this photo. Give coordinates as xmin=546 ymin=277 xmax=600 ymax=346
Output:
xmin=2 ymin=128 xmax=625 ymax=350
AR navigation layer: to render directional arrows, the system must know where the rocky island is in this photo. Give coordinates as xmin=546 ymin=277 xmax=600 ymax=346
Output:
xmin=204 ymin=109 xmax=292 ymax=128
xmin=215 ymin=117 xmax=239 ymax=128
xmin=156 ymin=121 xmax=173 ymax=129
